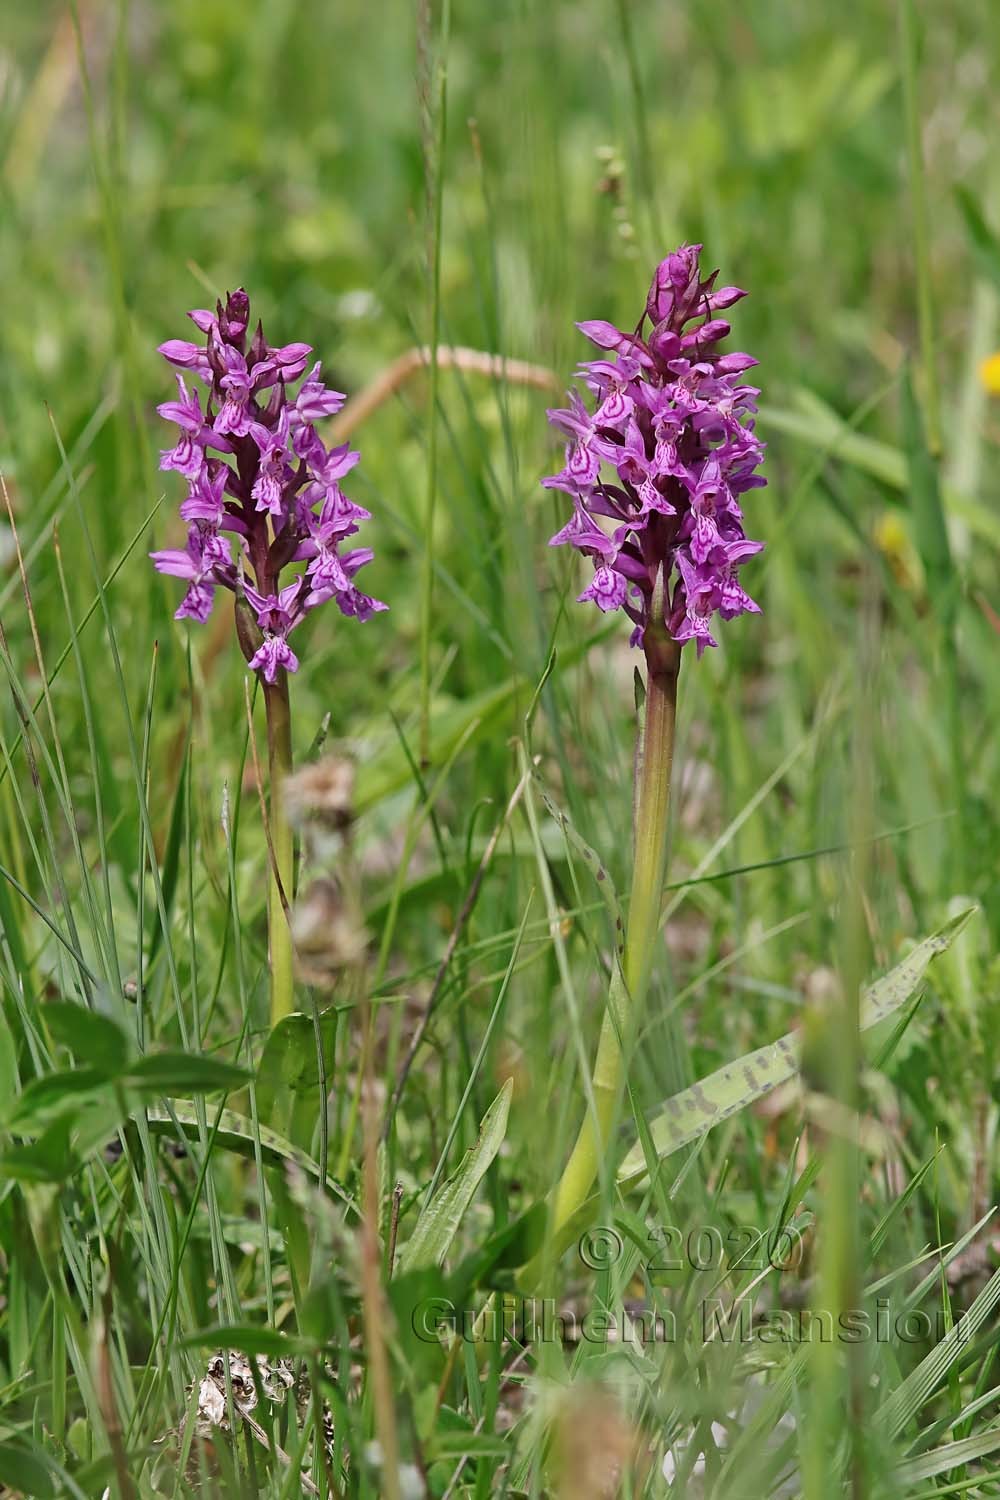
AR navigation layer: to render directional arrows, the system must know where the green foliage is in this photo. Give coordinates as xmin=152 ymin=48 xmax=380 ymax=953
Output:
xmin=0 ymin=0 xmax=998 ymax=1495
xmin=618 ymin=909 xmax=976 ymax=1183
xmin=400 ymin=1079 xmax=513 ymax=1272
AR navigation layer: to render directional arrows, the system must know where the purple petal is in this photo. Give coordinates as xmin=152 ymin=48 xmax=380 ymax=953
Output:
xmin=578 ymin=565 xmax=627 ymax=613
xmin=150 ymin=547 xmax=197 ymax=580
xmin=175 ymin=581 xmax=215 ymax=623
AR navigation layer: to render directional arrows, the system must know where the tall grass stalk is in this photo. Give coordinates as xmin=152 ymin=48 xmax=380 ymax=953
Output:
xmin=417 ymin=0 xmax=451 ymax=768
xmin=899 ymin=0 xmax=941 ymax=456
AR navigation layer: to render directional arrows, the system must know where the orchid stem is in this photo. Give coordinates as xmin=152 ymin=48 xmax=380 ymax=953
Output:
xmin=550 ymin=630 xmax=680 ymax=1245
xmin=263 ymin=671 xmax=295 ymax=1026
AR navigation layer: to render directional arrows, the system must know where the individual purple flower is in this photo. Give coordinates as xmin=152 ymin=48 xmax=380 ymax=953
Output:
xmin=244 ymin=578 xmax=305 ymax=635
xmin=544 ymin=245 xmax=765 ymax=660
xmin=249 ymin=410 xmax=293 ymax=515
xmin=267 ymin=342 xmax=312 ymax=383
xmin=298 ymin=431 xmax=361 ymax=499
xmin=157 ymin=376 xmax=210 ymax=480
xmin=179 ymin=464 xmax=231 ymax=528
xmin=243 ymin=580 xmax=310 ymax=683
xmin=579 ymin=564 xmax=628 ymax=613
xmin=250 ymin=634 xmax=300 ymax=683
xmin=214 ymin=345 xmax=258 ymax=437
xmin=151 ymin=288 xmax=386 ymax=679
xmin=151 ymin=526 xmax=233 ymax=624
xmin=306 ymin=546 xmax=389 ymax=621
xmin=158 ymin=339 xmax=213 ymax=382
xmin=293 ymin=363 xmax=347 ymax=424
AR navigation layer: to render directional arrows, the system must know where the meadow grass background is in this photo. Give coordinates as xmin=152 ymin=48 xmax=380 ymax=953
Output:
xmin=1 ymin=0 xmax=1000 ymax=1495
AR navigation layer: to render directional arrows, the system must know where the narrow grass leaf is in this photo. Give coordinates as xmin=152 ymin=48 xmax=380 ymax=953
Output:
xmin=181 ymin=1324 xmax=311 ymax=1358
xmin=876 ymin=1262 xmax=1000 ymax=1439
xmin=900 ymin=362 xmax=956 ymax=624
xmin=762 ymin=399 xmax=1000 ymax=548
xmin=955 ymin=185 xmax=1000 ymax=292
xmin=894 ymin=1427 xmax=1000 ymax=1485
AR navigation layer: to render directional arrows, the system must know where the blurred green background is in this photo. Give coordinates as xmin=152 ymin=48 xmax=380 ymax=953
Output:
xmin=2 ymin=0 xmax=1000 ymax=1490
xmin=4 ymin=0 xmax=1000 ymax=1277
xmin=3 ymin=0 xmax=998 ymax=942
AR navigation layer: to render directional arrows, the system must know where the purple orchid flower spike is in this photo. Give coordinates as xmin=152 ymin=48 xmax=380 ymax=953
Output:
xmin=540 ymin=251 xmax=767 ymax=1251
xmin=151 ymin=289 xmax=386 ymax=1029
xmin=150 ymin=287 xmax=386 ymax=683
xmin=544 ymin=244 xmax=765 ymax=665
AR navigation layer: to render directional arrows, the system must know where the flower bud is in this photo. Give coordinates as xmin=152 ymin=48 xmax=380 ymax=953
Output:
xmin=219 ymin=287 xmax=250 ymax=342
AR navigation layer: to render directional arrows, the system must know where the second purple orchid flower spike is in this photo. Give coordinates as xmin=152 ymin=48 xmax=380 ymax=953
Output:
xmin=535 ymin=247 xmax=767 ymax=1272
xmin=544 ymin=243 xmax=764 ymax=663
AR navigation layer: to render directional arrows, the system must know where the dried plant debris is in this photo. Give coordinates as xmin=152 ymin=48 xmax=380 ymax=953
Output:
xmin=291 ymin=875 xmax=368 ymax=985
xmin=181 ymin=1351 xmax=335 ymax=1494
xmin=191 ymin=1351 xmax=296 ymax=1439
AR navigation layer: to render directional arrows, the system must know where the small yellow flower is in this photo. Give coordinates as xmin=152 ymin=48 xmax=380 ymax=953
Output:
xmin=873 ymin=511 xmax=922 ymax=592
xmin=979 ymin=352 xmax=1000 ymax=395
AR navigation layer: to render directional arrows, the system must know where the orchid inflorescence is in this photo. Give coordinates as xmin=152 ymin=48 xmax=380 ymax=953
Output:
xmin=544 ymin=244 xmax=765 ymax=657
xmin=151 ymin=289 xmax=385 ymax=683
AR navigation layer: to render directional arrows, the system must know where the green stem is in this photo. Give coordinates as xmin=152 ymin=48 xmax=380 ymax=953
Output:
xmin=550 ymin=629 xmax=680 ymax=1240
xmin=263 ymin=671 xmax=295 ymax=1026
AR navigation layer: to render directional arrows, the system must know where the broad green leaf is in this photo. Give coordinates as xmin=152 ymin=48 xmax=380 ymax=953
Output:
xmin=7 ymin=1067 xmax=109 ymax=1129
xmin=0 ymin=1099 xmax=123 ymax=1183
xmin=254 ymin=1008 xmax=340 ymax=1128
xmin=124 ymin=1052 xmax=250 ymax=1094
xmin=41 ymin=1001 xmax=129 ymax=1072
xmin=618 ymin=908 xmax=975 ymax=1183
xmin=0 ymin=1441 xmax=57 ymax=1499
xmin=385 ymin=1264 xmax=462 ymax=1381
xmin=426 ymin=1423 xmax=508 ymax=1460
xmin=0 ymin=1115 xmax=76 ymax=1183
xmin=400 ymin=1079 xmax=513 ymax=1272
